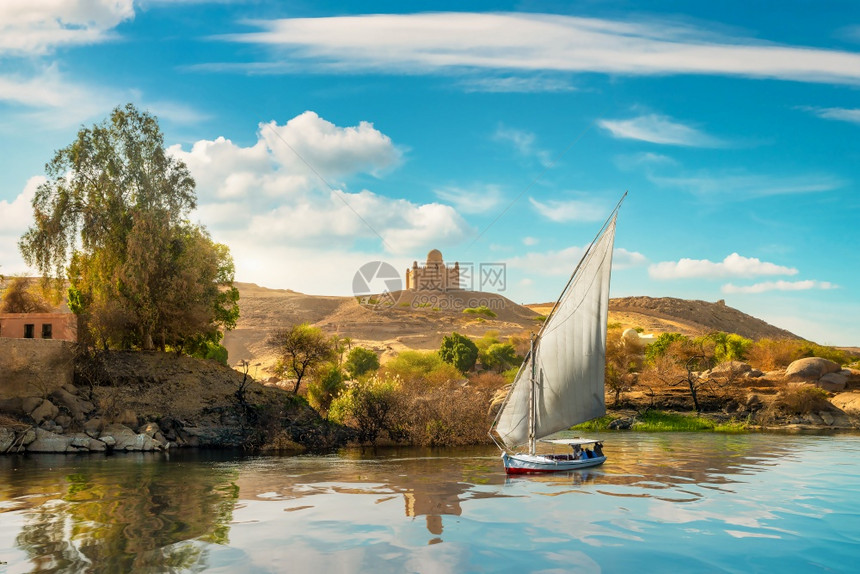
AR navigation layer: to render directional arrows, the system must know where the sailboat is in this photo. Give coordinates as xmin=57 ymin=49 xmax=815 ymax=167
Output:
xmin=490 ymin=193 xmax=625 ymax=474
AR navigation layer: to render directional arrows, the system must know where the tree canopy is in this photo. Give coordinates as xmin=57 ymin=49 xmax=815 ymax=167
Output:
xmin=19 ymin=103 xmax=238 ymax=350
xmin=439 ymin=332 xmax=479 ymax=373
xmin=268 ymin=323 xmax=336 ymax=393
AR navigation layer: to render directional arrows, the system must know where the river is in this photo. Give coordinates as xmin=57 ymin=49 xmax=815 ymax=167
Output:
xmin=1 ymin=432 xmax=858 ymax=573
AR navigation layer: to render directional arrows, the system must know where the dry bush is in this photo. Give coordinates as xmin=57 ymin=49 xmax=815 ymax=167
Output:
xmin=394 ymin=379 xmax=492 ymax=446
xmin=747 ymin=339 xmax=804 ymax=371
xmin=0 ymin=276 xmax=52 ymax=313
xmin=467 ymin=371 xmax=508 ymax=391
xmin=773 ymin=385 xmax=831 ymax=415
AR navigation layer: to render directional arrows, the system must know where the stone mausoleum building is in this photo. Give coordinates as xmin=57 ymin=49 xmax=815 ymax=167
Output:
xmin=406 ymin=249 xmax=461 ymax=291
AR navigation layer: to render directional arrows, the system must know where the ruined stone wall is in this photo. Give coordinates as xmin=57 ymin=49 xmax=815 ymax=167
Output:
xmin=0 ymin=338 xmax=75 ymax=400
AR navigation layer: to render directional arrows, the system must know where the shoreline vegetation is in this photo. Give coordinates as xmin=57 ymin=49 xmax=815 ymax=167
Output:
xmin=2 ymin=105 xmax=860 ymax=454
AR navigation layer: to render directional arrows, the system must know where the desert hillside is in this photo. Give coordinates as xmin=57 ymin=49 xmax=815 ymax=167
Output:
xmin=224 ymin=283 xmax=801 ymax=377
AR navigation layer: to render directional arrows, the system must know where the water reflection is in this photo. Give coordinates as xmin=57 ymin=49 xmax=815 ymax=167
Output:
xmin=0 ymin=452 xmax=240 ymax=573
xmin=1 ymin=434 xmax=858 ymax=573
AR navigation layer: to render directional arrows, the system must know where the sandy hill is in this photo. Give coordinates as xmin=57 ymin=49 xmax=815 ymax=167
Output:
xmin=223 ymin=284 xmax=801 ymax=377
xmin=529 ymin=296 xmax=798 ymax=341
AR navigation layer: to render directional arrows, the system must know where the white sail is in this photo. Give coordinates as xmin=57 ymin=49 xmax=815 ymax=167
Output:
xmin=493 ymin=215 xmax=617 ymax=450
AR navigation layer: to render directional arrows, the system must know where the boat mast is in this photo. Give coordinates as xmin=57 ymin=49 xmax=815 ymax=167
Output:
xmin=528 ymin=334 xmax=536 ymax=455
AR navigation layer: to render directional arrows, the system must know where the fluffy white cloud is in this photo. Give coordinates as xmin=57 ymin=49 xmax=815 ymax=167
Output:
xmin=649 ymin=253 xmax=797 ymax=280
xmin=0 ymin=176 xmax=41 ymax=273
xmin=599 ymin=114 xmax=721 ymax=147
xmin=434 ymin=184 xmax=504 ymax=215
xmin=529 ymin=197 xmax=607 ymax=222
xmin=0 ymin=0 xmax=134 ymax=55
xmin=259 ymin=112 xmax=403 ymax=179
xmin=722 ymin=280 xmax=838 ymax=294
xmin=522 ymin=236 xmax=539 ymax=246
xmin=169 ymin=112 xmax=470 ymax=266
xmin=506 ymin=245 xmax=646 ymax=276
xmin=222 ymin=13 xmax=860 ymax=85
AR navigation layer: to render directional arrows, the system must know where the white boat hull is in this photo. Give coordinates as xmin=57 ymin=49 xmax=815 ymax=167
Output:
xmin=502 ymin=452 xmax=606 ymax=474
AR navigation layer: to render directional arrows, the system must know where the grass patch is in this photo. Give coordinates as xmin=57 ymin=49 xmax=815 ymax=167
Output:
xmin=570 ymin=415 xmax=614 ymax=431
xmin=571 ymin=411 xmax=750 ymax=433
xmin=634 ymin=410 xmax=749 ymax=432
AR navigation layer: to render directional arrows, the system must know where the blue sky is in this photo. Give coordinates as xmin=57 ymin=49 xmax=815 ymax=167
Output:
xmin=0 ymin=1 xmax=858 ymax=345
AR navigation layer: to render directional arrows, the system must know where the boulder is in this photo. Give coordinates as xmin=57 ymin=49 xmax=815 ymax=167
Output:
xmin=26 ymin=428 xmax=72 ymax=453
xmin=785 ymin=357 xmax=841 ymax=381
xmin=0 ymin=428 xmax=15 ymax=452
xmin=69 ymin=433 xmax=106 ymax=452
xmin=101 ymin=423 xmax=164 ymax=451
xmin=817 ymin=373 xmax=847 ymax=392
xmin=30 ymin=400 xmax=59 ymax=425
xmin=21 ymin=396 xmax=44 ymax=415
xmin=711 ymin=361 xmax=752 ymax=377
xmin=84 ymin=417 xmax=104 ymax=438
xmin=19 ymin=428 xmax=36 ymax=447
xmin=745 ymin=393 xmax=763 ymax=408
xmin=830 ymin=392 xmax=860 ymax=413
xmin=819 ymin=411 xmax=835 ymax=426
xmin=140 ymin=422 xmax=166 ymax=444
xmin=61 ymin=383 xmax=79 ymax=395
xmin=55 ymin=414 xmax=72 ymax=430
xmin=50 ymin=388 xmax=95 ymax=421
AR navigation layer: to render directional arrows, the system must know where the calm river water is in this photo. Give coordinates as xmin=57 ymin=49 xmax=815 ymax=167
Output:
xmin=1 ymin=432 xmax=859 ymax=573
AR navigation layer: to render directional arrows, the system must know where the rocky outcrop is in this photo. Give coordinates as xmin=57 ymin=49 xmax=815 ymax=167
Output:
xmin=785 ymin=357 xmax=841 ymax=381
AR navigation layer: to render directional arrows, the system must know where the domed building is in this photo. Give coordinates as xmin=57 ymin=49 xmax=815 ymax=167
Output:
xmin=406 ymin=249 xmax=461 ymax=291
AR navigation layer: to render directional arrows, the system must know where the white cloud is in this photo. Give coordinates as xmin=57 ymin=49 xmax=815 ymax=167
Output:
xmin=507 ymin=245 xmax=646 ymax=276
xmin=599 ymin=114 xmax=722 ymax=146
xmin=806 ymin=107 xmax=860 ymax=125
xmin=649 ymin=253 xmax=797 ymax=280
xmin=0 ymin=176 xmax=42 ymax=274
xmin=459 ymin=76 xmax=576 ymax=93
xmin=259 ymin=112 xmax=403 ymax=179
xmin=722 ymin=280 xmax=838 ymax=294
xmin=529 ymin=197 xmax=607 ymax=223
xmin=0 ymin=0 xmax=134 ymax=55
xmin=494 ymin=126 xmax=553 ymax=166
xmin=435 ymin=184 xmax=504 ymax=215
xmin=522 ymin=236 xmax=539 ymax=246
xmin=169 ymin=112 xmax=470 ymax=259
xmin=221 ymin=13 xmax=860 ymax=85
xmin=0 ymin=66 xmax=205 ymax=129
xmin=650 ymin=171 xmax=844 ymax=199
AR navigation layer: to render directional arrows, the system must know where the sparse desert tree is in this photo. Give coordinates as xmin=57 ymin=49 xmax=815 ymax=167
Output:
xmin=268 ymin=323 xmax=336 ymax=393
xmin=605 ymin=327 xmax=640 ymax=406
xmin=0 ymin=276 xmax=52 ymax=313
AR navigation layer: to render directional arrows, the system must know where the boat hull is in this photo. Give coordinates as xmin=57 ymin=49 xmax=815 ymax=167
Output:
xmin=502 ymin=452 xmax=606 ymax=474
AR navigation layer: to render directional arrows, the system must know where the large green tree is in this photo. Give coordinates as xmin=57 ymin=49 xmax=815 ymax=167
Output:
xmin=19 ymin=103 xmax=238 ymax=350
xmin=439 ymin=332 xmax=479 ymax=373
xmin=268 ymin=323 xmax=336 ymax=393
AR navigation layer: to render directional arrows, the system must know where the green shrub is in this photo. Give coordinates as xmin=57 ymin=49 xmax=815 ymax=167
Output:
xmin=439 ymin=332 xmax=479 ymax=373
xmin=328 ymin=375 xmax=400 ymax=444
xmin=644 ymin=333 xmax=688 ymax=364
xmin=463 ymin=306 xmax=497 ymax=318
xmin=480 ymin=343 xmax=519 ymax=373
xmin=307 ymin=363 xmax=346 ymax=414
xmin=344 ymin=347 xmax=380 ymax=379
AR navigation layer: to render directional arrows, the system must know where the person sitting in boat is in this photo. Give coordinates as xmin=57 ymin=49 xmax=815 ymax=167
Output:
xmin=594 ymin=442 xmax=603 ymax=457
xmin=583 ymin=448 xmax=593 ymax=459
xmin=573 ymin=445 xmax=583 ymax=460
